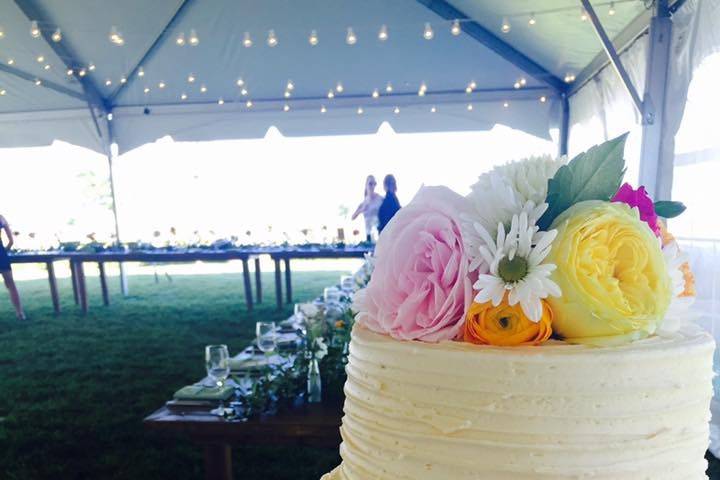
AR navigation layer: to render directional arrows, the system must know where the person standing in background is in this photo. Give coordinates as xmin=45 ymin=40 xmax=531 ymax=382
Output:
xmin=378 ymin=174 xmax=401 ymax=233
xmin=0 ymin=215 xmax=25 ymax=320
xmin=351 ymin=175 xmax=384 ymax=242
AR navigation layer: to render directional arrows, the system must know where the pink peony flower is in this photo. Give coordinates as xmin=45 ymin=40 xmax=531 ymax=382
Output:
xmin=353 ymin=186 xmax=473 ymax=342
xmin=612 ymin=183 xmax=661 ymax=237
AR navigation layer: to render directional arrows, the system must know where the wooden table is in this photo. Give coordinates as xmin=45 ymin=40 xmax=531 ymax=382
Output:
xmin=144 ymin=402 xmax=342 ymax=480
xmin=9 ymin=251 xmax=68 ymax=314
xmin=69 ymin=250 xmax=261 ymax=315
xmin=268 ymin=247 xmax=372 ymax=308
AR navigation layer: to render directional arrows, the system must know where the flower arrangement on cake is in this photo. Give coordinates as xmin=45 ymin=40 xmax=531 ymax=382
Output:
xmin=354 ymin=134 xmax=694 ymax=347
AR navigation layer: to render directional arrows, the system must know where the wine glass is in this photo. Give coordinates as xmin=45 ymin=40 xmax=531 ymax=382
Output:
xmin=205 ymin=345 xmax=230 ymax=416
xmin=340 ymin=275 xmax=354 ymax=293
xmin=256 ymin=321 xmax=277 ymax=354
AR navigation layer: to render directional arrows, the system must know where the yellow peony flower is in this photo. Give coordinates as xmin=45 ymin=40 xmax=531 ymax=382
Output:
xmin=546 ymin=201 xmax=671 ymax=346
xmin=464 ymin=298 xmax=553 ymax=346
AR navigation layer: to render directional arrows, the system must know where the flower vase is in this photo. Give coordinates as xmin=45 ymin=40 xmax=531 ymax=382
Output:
xmin=307 ymin=358 xmax=322 ymax=403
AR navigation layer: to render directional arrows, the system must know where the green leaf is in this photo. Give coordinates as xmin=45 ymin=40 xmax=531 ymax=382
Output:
xmin=654 ymin=200 xmax=686 ymax=218
xmin=538 ymin=133 xmax=628 ymax=230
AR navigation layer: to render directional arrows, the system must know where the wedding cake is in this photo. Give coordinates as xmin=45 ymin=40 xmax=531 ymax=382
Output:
xmin=322 ymin=135 xmax=714 ymax=479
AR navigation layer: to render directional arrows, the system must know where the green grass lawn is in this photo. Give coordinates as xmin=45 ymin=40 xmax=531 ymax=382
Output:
xmin=0 ymin=270 xmax=342 ymax=480
xmin=0 ymin=269 xmax=718 ymax=479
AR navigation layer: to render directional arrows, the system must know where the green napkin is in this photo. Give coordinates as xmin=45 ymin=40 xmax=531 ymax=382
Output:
xmin=229 ymin=356 xmax=271 ymax=371
xmin=173 ymin=384 xmax=234 ymax=401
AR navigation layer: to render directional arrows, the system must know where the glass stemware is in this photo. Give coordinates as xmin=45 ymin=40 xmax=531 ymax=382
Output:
xmin=205 ymin=344 xmax=230 ymax=416
xmin=256 ymin=321 xmax=277 ymax=354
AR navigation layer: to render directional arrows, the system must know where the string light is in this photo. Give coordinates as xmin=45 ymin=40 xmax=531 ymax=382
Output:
xmin=143 ymin=87 xmax=150 ymax=94
xmin=66 ymin=68 xmax=73 ymax=76
xmin=176 ymin=32 xmax=186 ymax=46
xmin=188 ymin=29 xmax=199 ymax=46
xmin=357 ymin=107 xmax=364 ymax=115
xmin=79 ymin=68 xmax=87 ymax=77
xmin=470 ymin=80 xmax=477 ymax=89
xmin=236 ymin=77 xmax=244 ymax=87
xmin=36 ymin=55 xmax=44 ymax=63
xmin=418 ymin=82 xmax=427 ymax=96
xmin=465 ymin=86 xmax=472 ymax=93
xmin=44 ymin=64 xmax=50 ymax=70
xmin=30 ymin=21 xmax=40 ymax=38
xmin=0 ymin=28 xmax=4 ymax=39
xmin=180 ymin=93 xmax=187 ymax=100
xmin=319 ymin=105 xmax=326 ymax=113
xmin=7 ymin=58 xmax=14 ymax=65
xmin=243 ymin=32 xmax=253 ymax=48
xmin=240 ymin=88 xmax=248 ymax=96
xmin=423 ymin=23 xmax=434 ymax=40
xmin=514 ymin=81 xmax=521 ymax=89
xmin=267 ymin=29 xmax=277 ymax=47
xmin=0 ymin=89 xmax=6 ymax=96
xmin=88 ymin=63 xmax=95 ymax=71
xmin=501 ymin=17 xmax=511 ymax=33
xmin=188 ymin=73 xmax=196 ymax=83
xmin=246 ymin=100 xmax=253 ymax=108
xmin=200 ymin=84 xmax=207 ymax=93
xmin=346 ymin=27 xmax=357 ymax=45
xmin=503 ymin=101 xmax=509 ymax=108
xmin=158 ymin=81 xmax=166 ymax=89
xmin=529 ymin=13 xmax=536 ymax=25
xmin=564 ymin=73 xmax=576 ymax=83
xmin=385 ymin=82 xmax=393 ymax=93
xmin=378 ymin=24 xmax=388 ymax=41
xmin=309 ymin=30 xmax=318 ymax=46
xmin=107 ymin=113 xmax=113 ymax=121
xmin=335 ymin=82 xmax=344 ymax=93
xmin=540 ymin=95 xmax=547 ymax=103
xmin=51 ymin=28 xmax=62 ymax=42
xmin=217 ymin=98 xmax=224 ymax=105
xmin=372 ymin=88 xmax=379 ymax=99
xmin=520 ymin=77 xmax=526 ymax=86
xmin=120 ymin=76 xmax=127 ymax=84
xmin=430 ymin=106 xmax=437 ymax=113
xmin=580 ymin=9 xmax=588 ymax=21
xmin=34 ymin=78 xmax=41 ymax=86
xmin=286 ymin=80 xmax=294 ymax=91
xmin=283 ymin=104 xmax=290 ymax=112
xmin=284 ymin=91 xmax=291 ymax=98
xmin=467 ymin=104 xmax=473 ymax=111
xmin=608 ymin=2 xmax=616 ymax=15
xmin=109 ymin=26 xmax=124 ymax=46
xmin=451 ymin=19 xmax=461 ymax=36
xmin=137 ymin=67 xmax=145 ymax=77
xmin=393 ymin=106 xmax=400 ymax=114
xmin=327 ymin=90 xmax=334 ymax=99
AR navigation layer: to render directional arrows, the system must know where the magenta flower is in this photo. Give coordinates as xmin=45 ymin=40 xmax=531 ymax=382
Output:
xmin=611 ymin=183 xmax=661 ymax=237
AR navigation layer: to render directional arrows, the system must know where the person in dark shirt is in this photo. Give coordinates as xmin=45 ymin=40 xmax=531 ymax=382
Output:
xmin=378 ymin=175 xmax=401 ymax=233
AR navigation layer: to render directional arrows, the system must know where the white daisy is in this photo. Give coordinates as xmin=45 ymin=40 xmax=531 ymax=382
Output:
xmin=660 ymin=240 xmax=695 ymax=332
xmin=471 ymin=210 xmax=561 ymax=322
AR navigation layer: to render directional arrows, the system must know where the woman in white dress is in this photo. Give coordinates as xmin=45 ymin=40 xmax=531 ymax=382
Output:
xmin=351 ymin=175 xmax=384 ymax=242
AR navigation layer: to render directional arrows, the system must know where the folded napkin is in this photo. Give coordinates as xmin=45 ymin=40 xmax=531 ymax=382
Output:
xmin=229 ymin=355 xmax=273 ymax=371
xmin=173 ymin=384 xmax=234 ymax=401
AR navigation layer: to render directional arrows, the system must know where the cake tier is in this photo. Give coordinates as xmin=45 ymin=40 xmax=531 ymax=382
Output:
xmin=323 ymin=325 xmax=714 ymax=480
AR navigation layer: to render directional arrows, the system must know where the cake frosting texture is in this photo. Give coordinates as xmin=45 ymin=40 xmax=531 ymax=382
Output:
xmin=322 ymin=325 xmax=715 ymax=480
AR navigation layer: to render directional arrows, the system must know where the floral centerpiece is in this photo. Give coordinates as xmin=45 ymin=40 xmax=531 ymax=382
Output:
xmin=354 ymin=134 xmax=693 ymax=347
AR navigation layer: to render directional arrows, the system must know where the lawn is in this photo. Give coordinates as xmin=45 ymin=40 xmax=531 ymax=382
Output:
xmin=0 ymin=270 xmax=342 ymax=480
xmin=0 ymin=269 xmax=718 ymax=479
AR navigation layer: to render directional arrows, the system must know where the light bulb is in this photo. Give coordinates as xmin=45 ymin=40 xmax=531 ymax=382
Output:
xmin=200 ymin=85 xmax=207 ymax=93
xmin=217 ymin=98 xmax=224 ymax=105
xmin=430 ymin=106 xmax=437 ymax=113
xmin=327 ymin=90 xmax=334 ymax=99
xmin=529 ymin=14 xmax=536 ymax=25
xmin=564 ymin=73 xmax=575 ymax=83
xmin=241 ymin=88 xmax=248 ymax=96
xmin=385 ymin=82 xmax=393 ymax=93
xmin=246 ymin=100 xmax=253 ymax=108
xmin=158 ymin=81 xmax=166 ymax=89
xmin=181 ymin=93 xmax=187 ymax=100
xmin=188 ymin=74 xmax=196 ymax=83
xmin=418 ymin=82 xmax=427 ymax=96
xmin=137 ymin=67 xmax=144 ymax=77
xmin=51 ymin=28 xmax=62 ymax=42
xmin=7 ymin=58 xmax=14 ymax=65
xmin=378 ymin=24 xmax=388 ymax=41
xmin=0 ymin=89 xmax=6 ymax=96
xmin=320 ymin=105 xmax=326 ymax=113
xmin=30 ymin=21 xmax=40 ymax=38
xmin=284 ymin=91 xmax=291 ymax=98
xmin=143 ymin=87 xmax=150 ymax=94
xmin=107 ymin=113 xmax=113 ymax=121
xmin=175 ymin=32 xmax=186 ymax=46
xmin=336 ymin=82 xmax=344 ymax=93
xmin=451 ymin=19 xmax=461 ymax=36
xmin=609 ymin=2 xmax=616 ymax=15
xmin=283 ymin=104 xmax=290 ymax=112
xmin=423 ymin=23 xmax=434 ymax=40
xmin=357 ymin=107 xmax=363 ymax=115
xmin=540 ymin=96 xmax=547 ymax=103
xmin=43 ymin=64 xmax=50 ymax=70
xmin=467 ymin=104 xmax=473 ymax=111
xmin=501 ymin=18 xmax=511 ymax=33
xmin=66 ymin=68 xmax=73 ymax=76
xmin=503 ymin=101 xmax=509 ymax=108
xmin=105 ymin=79 xmax=112 ymax=86
xmin=236 ymin=77 xmax=244 ymax=86
xmin=267 ymin=29 xmax=277 ymax=47
xmin=188 ymin=29 xmax=199 ymax=46
xmin=309 ymin=30 xmax=318 ymax=46
xmin=520 ymin=77 xmax=526 ymax=86
xmin=36 ymin=55 xmax=44 ymax=63
xmin=393 ymin=106 xmax=400 ymax=114
xmin=109 ymin=26 xmax=124 ymax=45
xmin=470 ymin=80 xmax=477 ymax=89
xmin=346 ymin=27 xmax=357 ymax=45
xmin=580 ymin=9 xmax=588 ymax=21
xmin=243 ymin=32 xmax=253 ymax=48
xmin=79 ymin=68 xmax=87 ymax=77
xmin=120 ymin=76 xmax=127 ymax=84
xmin=88 ymin=63 xmax=95 ymax=71
xmin=286 ymin=80 xmax=294 ymax=91
xmin=34 ymin=78 xmax=41 ymax=86
xmin=465 ymin=86 xmax=472 ymax=94
xmin=372 ymin=89 xmax=379 ymax=98
xmin=514 ymin=81 xmax=521 ymax=89
xmin=0 ymin=28 xmax=4 ymax=39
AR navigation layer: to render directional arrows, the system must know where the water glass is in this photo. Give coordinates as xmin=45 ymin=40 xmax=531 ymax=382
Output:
xmin=205 ymin=344 xmax=230 ymax=387
xmin=340 ymin=275 xmax=354 ymax=292
xmin=256 ymin=321 xmax=277 ymax=353
xmin=324 ymin=287 xmax=340 ymax=305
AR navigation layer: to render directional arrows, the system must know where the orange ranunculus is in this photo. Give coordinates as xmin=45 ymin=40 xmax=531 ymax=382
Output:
xmin=658 ymin=221 xmax=696 ymax=297
xmin=464 ymin=298 xmax=553 ymax=347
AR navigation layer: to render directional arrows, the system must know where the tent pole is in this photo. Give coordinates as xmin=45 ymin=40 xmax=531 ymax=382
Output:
xmin=559 ymin=94 xmax=570 ymax=157
xmin=106 ymin=117 xmax=128 ymax=296
xmin=638 ymin=0 xmax=673 ymax=200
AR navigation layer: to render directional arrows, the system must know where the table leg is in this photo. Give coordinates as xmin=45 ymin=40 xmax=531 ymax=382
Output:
xmin=203 ymin=443 xmax=233 ymax=480
xmin=46 ymin=262 xmax=60 ymax=315
xmin=254 ymin=257 xmax=262 ymax=304
xmin=284 ymin=258 xmax=292 ymax=304
xmin=274 ymin=259 xmax=283 ymax=309
xmin=241 ymin=259 xmax=253 ymax=312
xmin=77 ymin=262 xmax=88 ymax=315
xmin=70 ymin=261 xmax=79 ymax=305
xmin=98 ymin=262 xmax=110 ymax=306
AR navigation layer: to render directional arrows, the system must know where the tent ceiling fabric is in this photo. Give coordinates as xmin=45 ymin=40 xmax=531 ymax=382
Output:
xmin=0 ymin=0 xmax=651 ymax=154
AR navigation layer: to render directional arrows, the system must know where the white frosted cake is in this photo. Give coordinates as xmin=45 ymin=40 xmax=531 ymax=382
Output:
xmin=323 ymin=325 xmax=714 ymax=479
xmin=323 ymin=138 xmax=715 ymax=479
